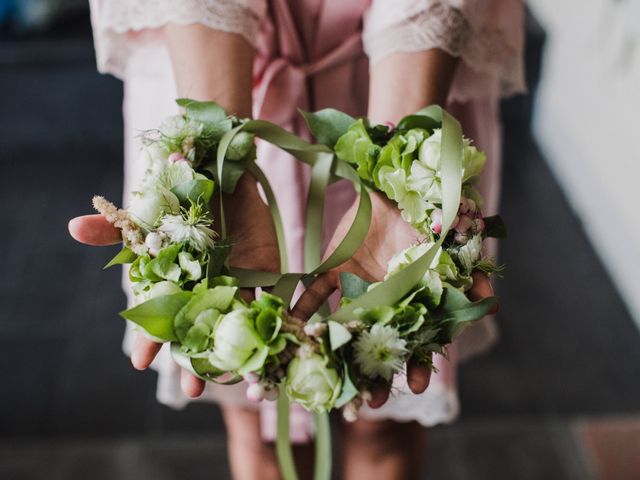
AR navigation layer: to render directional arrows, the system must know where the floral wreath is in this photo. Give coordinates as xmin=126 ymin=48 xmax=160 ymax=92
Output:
xmin=90 ymin=99 xmax=505 ymax=480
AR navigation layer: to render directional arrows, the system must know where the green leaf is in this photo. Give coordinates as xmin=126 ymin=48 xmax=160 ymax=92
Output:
xmin=431 ymin=287 xmax=498 ymax=343
xmin=201 ymin=158 xmax=250 ymax=194
xmin=334 ymin=362 xmax=358 ymax=408
xmin=221 ymin=158 xmax=249 ymax=193
xmin=171 ymin=178 xmax=215 ymax=206
xmin=104 ymin=246 xmax=137 ymax=269
xmin=268 ymin=335 xmax=287 ymax=355
xmin=183 ymin=322 xmax=212 ymax=352
xmin=206 ymin=239 xmax=234 ymax=278
xmin=119 ymin=292 xmax=192 ymax=341
xmin=482 ymin=215 xmax=508 ymax=239
xmin=174 ymin=286 xmax=238 ymax=341
xmin=396 ymin=114 xmax=440 ymax=133
xmin=237 ymin=345 xmax=270 ymax=376
xmin=191 ymin=357 xmax=226 ymax=378
xmin=340 ymin=272 xmax=373 ymax=300
xmin=178 ymin=251 xmax=202 ymax=281
xmin=328 ymin=321 xmax=352 ymax=351
xmin=256 ymin=308 xmax=282 ymax=343
xmin=226 ymin=131 xmax=255 ymax=160
xmin=176 ymin=98 xmax=227 ymax=124
xmin=209 ymin=275 xmax=240 ymax=288
xmin=357 ymin=305 xmax=395 ymax=326
xmin=301 ymin=108 xmax=356 ymax=148
xmin=253 ymin=292 xmax=285 ymax=311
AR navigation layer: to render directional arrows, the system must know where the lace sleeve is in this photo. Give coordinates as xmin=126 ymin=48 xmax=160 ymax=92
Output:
xmin=89 ymin=0 xmax=267 ymax=79
xmin=363 ymin=0 xmax=525 ymax=99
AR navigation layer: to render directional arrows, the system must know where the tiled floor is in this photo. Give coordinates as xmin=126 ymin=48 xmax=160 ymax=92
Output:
xmin=0 ymin=13 xmax=639 ymax=480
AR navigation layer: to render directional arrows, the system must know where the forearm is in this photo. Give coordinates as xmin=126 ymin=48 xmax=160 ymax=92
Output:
xmin=367 ymin=49 xmax=458 ymax=124
xmin=164 ymin=24 xmax=254 ymax=118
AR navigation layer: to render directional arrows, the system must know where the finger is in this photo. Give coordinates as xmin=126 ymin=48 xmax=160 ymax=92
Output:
xmin=407 ymin=358 xmax=432 ymax=394
xmin=180 ymin=369 xmax=206 ymax=398
xmin=239 ymin=287 xmax=256 ymax=303
xmin=468 ymin=271 xmax=499 ymax=315
xmin=289 ymin=271 xmax=339 ymax=321
xmin=131 ymin=334 xmax=162 ymax=370
xmin=367 ymin=384 xmax=390 ymax=409
xmin=68 ymin=214 xmax=121 ymax=246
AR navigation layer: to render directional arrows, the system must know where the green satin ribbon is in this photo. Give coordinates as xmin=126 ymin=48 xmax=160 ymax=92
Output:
xmin=213 ymin=106 xmax=462 ymax=480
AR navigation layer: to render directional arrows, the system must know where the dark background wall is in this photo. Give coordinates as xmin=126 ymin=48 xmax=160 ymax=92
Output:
xmin=0 ymin=7 xmax=638 ymax=480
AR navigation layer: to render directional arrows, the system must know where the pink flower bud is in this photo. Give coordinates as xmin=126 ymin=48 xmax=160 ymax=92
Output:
xmin=243 ymin=372 xmax=260 ymax=385
xmin=168 ymin=152 xmax=187 ymax=163
xmin=246 ymin=383 xmax=265 ymax=402
xmin=455 ymin=214 xmax=474 ymax=234
xmin=467 ymin=198 xmax=477 ymax=213
xmin=430 ymin=209 xmax=443 ymax=234
xmin=459 ymin=198 xmax=470 ymax=214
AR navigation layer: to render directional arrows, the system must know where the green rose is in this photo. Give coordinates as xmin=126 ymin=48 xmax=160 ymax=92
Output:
xmin=209 ymin=308 xmax=264 ymax=372
xmin=285 ymin=354 xmax=342 ymax=413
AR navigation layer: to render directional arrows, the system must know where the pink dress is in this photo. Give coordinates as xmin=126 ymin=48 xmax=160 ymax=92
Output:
xmin=89 ymin=0 xmax=525 ymax=439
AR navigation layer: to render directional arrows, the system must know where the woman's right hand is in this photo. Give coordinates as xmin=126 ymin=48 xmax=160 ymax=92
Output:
xmin=68 ymin=171 xmax=280 ymax=397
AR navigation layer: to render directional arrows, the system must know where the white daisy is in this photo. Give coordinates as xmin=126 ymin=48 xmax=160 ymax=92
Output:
xmin=354 ymin=324 xmax=407 ymax=381
xmin=158 ymin=203 xmax=216 ymax=252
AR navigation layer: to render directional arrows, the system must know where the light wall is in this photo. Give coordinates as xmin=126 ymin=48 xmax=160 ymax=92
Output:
xmin=529 ymin=0 xmax=640 ymax=328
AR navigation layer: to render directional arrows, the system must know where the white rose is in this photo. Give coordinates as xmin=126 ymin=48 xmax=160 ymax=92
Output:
xmin=209 ymin=309 xmax=264 ymax=372
xmin=418 ymin=129 xmax=442 ymax=171
xmin=285 ymin=354 xmax=342 ymax=413
xmin=128 ymin=187 xmax=180 ymax=228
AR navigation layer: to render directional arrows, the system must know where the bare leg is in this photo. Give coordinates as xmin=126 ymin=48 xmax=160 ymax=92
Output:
xmin=341 ymin=418 xmax=428 ymax=480
xmin=221 ymin=405 xmax=315 ymax=480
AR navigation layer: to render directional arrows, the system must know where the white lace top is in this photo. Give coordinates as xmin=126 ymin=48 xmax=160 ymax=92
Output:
xmin=89 ymin=0 xmax=525 ymax=100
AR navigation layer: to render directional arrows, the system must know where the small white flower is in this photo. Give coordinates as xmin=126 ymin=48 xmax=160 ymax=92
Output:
xmin=246 ymin=383 xmax=266 ymax=402
xmin=342 ymin=401 xmax=359 ymax=423
xmin=243 ymin=372 xmax=260 ymax=384
xmin=158 ymin=203 xmax=216 ymax=252
xmin=158 ymin=214 xmax=216 ymax=252
xmin=145 ymin=232 xmax=163 ymax=251
xmin=457 ymin=234 xmax=483 ymax=271
xmin=353 ymin=324 xmax=407 ymax=381
xmin=159 ymin=114 xmax=203 ymax=139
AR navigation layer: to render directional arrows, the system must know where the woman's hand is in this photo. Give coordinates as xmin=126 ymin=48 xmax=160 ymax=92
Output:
xmin=68 ymin=172 xmax=280 ymax=398
xmin=290 ymin=191 xmax=496 ymax=408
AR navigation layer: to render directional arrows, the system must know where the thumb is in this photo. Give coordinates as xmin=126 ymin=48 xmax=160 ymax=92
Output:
xmin=68 ymin=214 xmax=122 ymax=246
xmin=290 ymin=271 xmax=339 ymax=321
